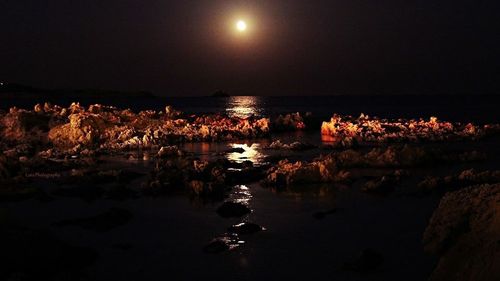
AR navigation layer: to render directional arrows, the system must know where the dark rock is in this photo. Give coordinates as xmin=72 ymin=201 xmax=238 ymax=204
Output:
xmin=362 ymin=175 xmax=399 ymax=195
xmin=227 ymin=167 xmax=265 ymax=184
xmin=216 ymin=202 xmax=251 ymax=218
xmin=53 ymin=207 xmax=133 ymax=232
xmin=226 ymin=147 xmax=246 ymax=153
xmin=228 ymin=222 xmax=264 ymax=235
xmin=203 ymin=233 xmax=242 ymax=254
xmin=423 ymin=183 xmax=500 ymax=281
xmin=203 ymin=239 xmax=230 ymax=254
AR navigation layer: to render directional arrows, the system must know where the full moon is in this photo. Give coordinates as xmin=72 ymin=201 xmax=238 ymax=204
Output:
xmin=236 ymin=20 xmax=247 ymax=32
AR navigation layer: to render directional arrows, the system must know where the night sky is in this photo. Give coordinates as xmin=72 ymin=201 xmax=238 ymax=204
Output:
xmin=1 ymin=0 xmax=499 ymax=96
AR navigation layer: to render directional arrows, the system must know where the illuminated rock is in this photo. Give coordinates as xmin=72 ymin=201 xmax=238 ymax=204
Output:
xmin=228 ymin=222 xmax=264 ymax=235
xmin=418 ymin=169 xmax=500 ymax=193
xmin=267 ymin=140 xmax=316 ymax=151
xmin=48 ymin=113 xmax=107 ymax=148
xmin=320 ymin=114 xmax=497 ymax=146
xmin=273 ymin=112 xmax=308 ymax=131
xmin=157 ymin=146 xmax=182 ymax=158
xmin=263 ymin=156 xmax=350 ymax=187
xmin=0 ymin=108 xmax=50 ymax=142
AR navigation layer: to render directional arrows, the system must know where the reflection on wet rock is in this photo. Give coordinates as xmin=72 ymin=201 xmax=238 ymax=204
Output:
xmin=228 ymin=222 xmax=264 ymax=235
xmin=267 ymin=139 xmax=316 ymax=151
xmin=204 ymin=233 xmax=244 ymax=254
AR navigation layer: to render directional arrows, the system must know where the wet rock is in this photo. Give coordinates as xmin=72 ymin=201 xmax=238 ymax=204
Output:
xmin=146 ymin=157 xmax=229 ymax=198
xmin=227 ymin=167 xmax=265 ymax=184
xmin=203 ymin=238 xmax=230 ymax=254
xmin=0 ymin=108 xmax=51 ymax=142
xmin=273 ymin=112 xmax=309 ymax=131
xmin=262 ymin=156 xmax=350 ymax=187
xmin=216 ymin=202 xmax=251 ymax=218
xmin=423 ymin=183 xmax=500 ymax=281
xmin=203 ymin=233 xmax=243 ymax=253
xmin=362 ymin=175 xmax=400 ymax=195
xmin=342 ymin=248 xmax=384 ymax=273
xmin=228 ymin=222 xmax=264 ymax=235
xmin=157 ymin=145 xmax=182 ymax=158
xmin=418 ymin=169 xmax=500 ymax=193
xmin=187 ymin=179 xmax=227 ymax=199
xmin=53 ymin=207 xmax=133 ymax=232
xmin=267 ymin=140 xmax=316 ymax=151
xmin=226 ymin=147 xmax=246 ymax=153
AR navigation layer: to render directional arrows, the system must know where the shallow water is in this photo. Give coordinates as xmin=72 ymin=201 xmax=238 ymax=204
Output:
xmin=5 ymin=130 xmax=500 ymax=281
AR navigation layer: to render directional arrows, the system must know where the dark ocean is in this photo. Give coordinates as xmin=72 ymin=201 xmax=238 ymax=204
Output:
xmin=1 ymin=94 xmax=499 ymax=123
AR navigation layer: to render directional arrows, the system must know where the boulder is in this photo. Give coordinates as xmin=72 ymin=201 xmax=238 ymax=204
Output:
xmin=216 ymin=202 xmax=251 ymax=218
xmin=423 ymin=184 xmax=500 ymax=281
xmin=228 ymin=222 xmax=264 ymax=235
xmin=0 ymin=108 xmax=50 ymax=142
xmin=48 ymin=113 xmax=106 ymax=148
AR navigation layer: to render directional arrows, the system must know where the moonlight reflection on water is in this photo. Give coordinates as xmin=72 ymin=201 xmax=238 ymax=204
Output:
xmin=225 ymin=96 xmax=264 ymax=118
xmin=226 ymin=143 xmax=267 ymax=166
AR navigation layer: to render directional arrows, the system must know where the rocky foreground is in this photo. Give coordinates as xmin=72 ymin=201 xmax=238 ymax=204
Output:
xmin=1 ymin=103 xmax=500 ymax=280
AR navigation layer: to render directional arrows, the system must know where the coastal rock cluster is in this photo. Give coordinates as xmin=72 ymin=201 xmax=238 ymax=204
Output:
xmin=418 ymin=168 xmax=500 ymax=193
xmin=321 ymin=114 xmax=500 ymax=146
xmin=0 ymin=103 xmax=271 ymax=154
xmin=262 ymin=144 xmax=483 ymax=188
xmin=145 ymin=149 xmax=229 ymax=198
xmin=272 ymin=112 xmax=310 ymax=131
xmin=262 ymin=156 xmax=350 ymax=187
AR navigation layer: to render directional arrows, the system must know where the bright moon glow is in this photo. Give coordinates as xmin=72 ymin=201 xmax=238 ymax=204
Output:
xmin=236 ymin=20 xmax=247 ymax=32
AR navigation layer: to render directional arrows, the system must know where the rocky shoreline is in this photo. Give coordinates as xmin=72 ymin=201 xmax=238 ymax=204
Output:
xmin=1 ymin=103 xmax=500 ymax=280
